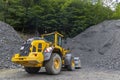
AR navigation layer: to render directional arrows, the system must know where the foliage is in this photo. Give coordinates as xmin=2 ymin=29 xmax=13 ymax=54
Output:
xmin=0 ymin=0 xmax=117 ymax=37
xmin=112 ymin=3 xmax=120 ymax=19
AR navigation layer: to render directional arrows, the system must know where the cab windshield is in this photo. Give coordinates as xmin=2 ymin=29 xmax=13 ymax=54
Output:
xmin=43 ymin=34 xmax=54 ymax=43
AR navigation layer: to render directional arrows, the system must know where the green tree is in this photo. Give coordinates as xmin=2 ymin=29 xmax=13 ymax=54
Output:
xmin=112 ymin=3 xmax=120 ymax=19
xmin=0 ymin=0 xmax=114 ymax=37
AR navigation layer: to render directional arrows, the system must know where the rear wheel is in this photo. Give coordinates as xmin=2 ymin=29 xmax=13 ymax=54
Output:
xmin=75 ymin=59 xmax=81 ymax=69
xmin=24 ymin=67 xmax=40 ymax=74
xmin=45 ymin=53 xmax=62 ymax=75
xmin=67 ymin=57 xmax=75 ymax=71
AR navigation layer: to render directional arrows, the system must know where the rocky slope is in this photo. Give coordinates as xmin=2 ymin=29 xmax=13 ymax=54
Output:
xmin=1 ymin=20 xmax=120 ymax=70
xmin=0 ymin=21 xmax=23 ymax=68
xmin=67 ymin=20 xmax=120 ymax=70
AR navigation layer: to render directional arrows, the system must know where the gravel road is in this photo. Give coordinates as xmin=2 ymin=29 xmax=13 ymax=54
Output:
xmin=0 ymin=68 xmax=120 ymax=80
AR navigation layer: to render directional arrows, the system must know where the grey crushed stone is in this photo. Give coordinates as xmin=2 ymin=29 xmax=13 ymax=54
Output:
xmin=66 ymin=20 xmax=120 ymax=70
xmin=1 ymin=20 xmax=120 ymax=71
xmin=0 ymin=21 xmax=23 ymax=69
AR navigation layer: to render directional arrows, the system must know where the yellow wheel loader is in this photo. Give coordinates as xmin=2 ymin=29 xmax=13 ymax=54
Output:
xmin=11 ymin=32 xmax=81 ymax=75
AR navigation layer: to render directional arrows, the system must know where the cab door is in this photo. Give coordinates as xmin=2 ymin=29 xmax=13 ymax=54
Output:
xmin=56 ymin=34 xmax=66 ymax=56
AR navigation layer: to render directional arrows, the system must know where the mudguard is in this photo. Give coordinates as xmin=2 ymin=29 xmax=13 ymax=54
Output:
xmin=43 ymin=47 xmax=54 ymax=61
xmin=64 ymin=53 xmax=72 ymax=65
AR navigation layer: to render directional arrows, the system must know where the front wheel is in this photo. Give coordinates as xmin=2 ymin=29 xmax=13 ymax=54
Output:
xmin=45 ymin=53 xmax=62 ymax=75
xmin=24 ymin=67 xmax=40 ymax=74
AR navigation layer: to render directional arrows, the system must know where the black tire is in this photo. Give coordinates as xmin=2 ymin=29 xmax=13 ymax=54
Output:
xmin=75 ymin=67 xmax=81 ymax=69
xmin=45 ymin=53 xmax=62 ymax=75
xmin=67 ymin=57 xmax=75 ymax=71
xmin=75 ymin=59 xmax=82 ymax=69
xmin=75 ymin=63 xmax=81 ymax=69
xmin=24 ymin=67 xmax=40 ymax=74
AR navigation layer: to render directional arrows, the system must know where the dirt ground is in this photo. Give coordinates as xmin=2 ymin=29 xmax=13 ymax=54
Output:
xmin=0 ymin=68 xmax=120 ymax=80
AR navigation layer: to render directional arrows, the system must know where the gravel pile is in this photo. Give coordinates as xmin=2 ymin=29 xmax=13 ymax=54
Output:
xmin=0 ymin=21 xmax=23 ymax=69
xmin=67 ymin=20 xmax=120 ymax=70
xmin=1 ymin=20 xmax=120 ymax=70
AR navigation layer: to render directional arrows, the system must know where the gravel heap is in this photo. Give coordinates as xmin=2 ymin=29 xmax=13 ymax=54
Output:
xmin=67 ymin=20 xmax=120 ymax=70
xmin=0 ymin=21 xmax=23 ymax=69
xmin=1 ymin=20 xmax=120 ymax=70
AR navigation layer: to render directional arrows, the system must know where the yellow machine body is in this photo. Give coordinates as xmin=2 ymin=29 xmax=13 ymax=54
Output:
xmin=11 ymin=32 xmax=69 ymax=67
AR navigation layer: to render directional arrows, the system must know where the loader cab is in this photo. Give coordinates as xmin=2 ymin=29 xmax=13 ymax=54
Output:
xmin=41 ymin=32 xmax=63 ymax=47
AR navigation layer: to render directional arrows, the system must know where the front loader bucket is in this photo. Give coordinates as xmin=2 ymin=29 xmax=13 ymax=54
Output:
xmin=11 ymin=53 xmax=43 ymax=67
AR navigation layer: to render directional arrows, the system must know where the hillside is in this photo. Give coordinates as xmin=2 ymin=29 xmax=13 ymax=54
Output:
xmin=67 ymin=20 xmax=120 ymax=70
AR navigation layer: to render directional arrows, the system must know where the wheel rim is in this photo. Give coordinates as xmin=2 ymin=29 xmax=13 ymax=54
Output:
xmin=54 ymin=58 xmax=60 ymax=70
xmin=72 ymin=59 xmax=75 ymax=68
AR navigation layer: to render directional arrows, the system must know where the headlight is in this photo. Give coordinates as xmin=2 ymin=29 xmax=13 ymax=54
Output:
xmin=20 ymin=46 xmax=24 ymax=50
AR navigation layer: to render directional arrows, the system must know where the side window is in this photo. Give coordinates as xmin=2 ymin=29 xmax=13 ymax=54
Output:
xmin=32 ymin=46 xmax=36 ymax=52
xmin=38 ymin=43 xmax=42 ymax=52
xmin=58 ymin=36 xmax=62 ymax=47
